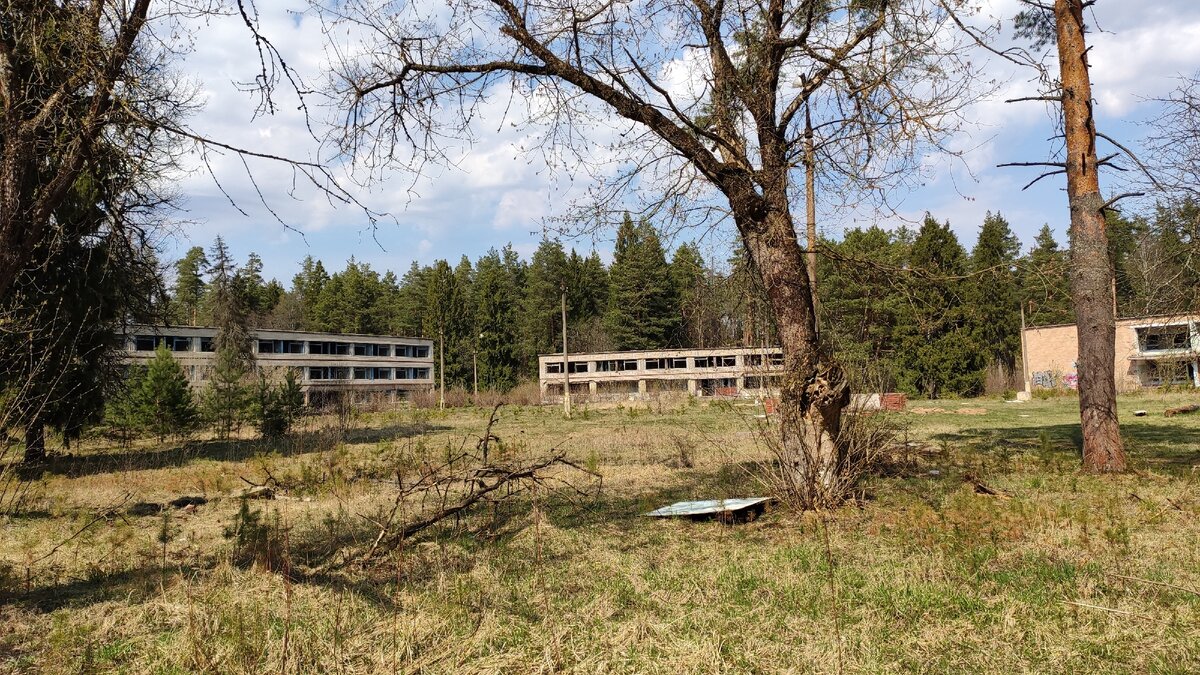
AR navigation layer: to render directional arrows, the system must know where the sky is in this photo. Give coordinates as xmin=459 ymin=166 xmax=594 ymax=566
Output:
xmin=159 ymin=0 xmax=1200 ymax=284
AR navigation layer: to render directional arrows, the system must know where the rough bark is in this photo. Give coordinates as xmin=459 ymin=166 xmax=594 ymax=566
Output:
xmin=1053 ymin=0 xmax=1127 ymax=472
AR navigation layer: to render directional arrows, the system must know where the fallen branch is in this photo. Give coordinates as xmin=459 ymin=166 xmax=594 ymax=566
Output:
xmin=1105 ymin=573 xmax=1200 ymax=598
xmin=1164 ymin=404 xmax=1200 ymax=417
xmin=1062 ymin=600 xmax=1155 ymax=621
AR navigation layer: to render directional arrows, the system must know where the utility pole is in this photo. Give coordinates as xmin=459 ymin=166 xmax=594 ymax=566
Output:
xmin=561 ymin=286 xmax=571 ymax=418
xmin=473 ymin=333 xmax=480 ymax=399
xmin=804 ymin=104 xmax=819 ymax=333
xmin=1020 ymin=302 xmax=1030 ymax=394
xmin=438 ymin=327 xmax=445 ymax=411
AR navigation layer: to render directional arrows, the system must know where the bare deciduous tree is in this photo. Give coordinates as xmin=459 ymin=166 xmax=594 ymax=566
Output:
xmin=321 ymin=0 xmax=985 ymax=505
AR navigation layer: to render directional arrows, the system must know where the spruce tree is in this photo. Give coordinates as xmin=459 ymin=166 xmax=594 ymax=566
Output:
xmin=474 ymin=249 xmax=520 ymax=390
xmin=670 ymin=242 xmax=709 ymax=347
xmin=603 ymin=214 xmax=679 ymax=350
xmin=205 ymin=236 xmax=253 ymax=438
xmin=969 ymin=212 xmax=1022 ymax=371
xmin=895 ymin=214 xmax=984 ymax=398
xmin=519 ymin=239 xmax=569 ymax=371
xmin=141 ymin=344 xmax=197 ymax=442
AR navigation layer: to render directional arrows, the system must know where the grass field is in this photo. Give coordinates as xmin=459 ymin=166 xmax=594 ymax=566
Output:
xmin=1 ymin=390 xmax=1198 ymax=673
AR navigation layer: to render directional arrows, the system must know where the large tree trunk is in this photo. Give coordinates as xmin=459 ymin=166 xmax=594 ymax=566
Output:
xmin=1054 ymin=0 xmax=1127 ymax=472
xmin=740 ymin=193 xmax=849 ymax=506
xmin=23 ymin=420 xmax=46 ymax=463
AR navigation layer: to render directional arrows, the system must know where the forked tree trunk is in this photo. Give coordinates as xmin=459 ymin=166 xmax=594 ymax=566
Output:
xmin=740 ymin=196 xmax=849 ymax=505
xmin=1054 ymin=0 xmax=1127 ymax=472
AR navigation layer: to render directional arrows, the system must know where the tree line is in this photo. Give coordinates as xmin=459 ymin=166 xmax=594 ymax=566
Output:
xmin=165 ymin=201 xmax=1200 ymax=400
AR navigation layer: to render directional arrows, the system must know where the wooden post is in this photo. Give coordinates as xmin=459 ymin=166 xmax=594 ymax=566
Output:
xmin=561 ymin=289 xmax=571 ymax=418
xmin=439 ymin=328 xmax=445 ymax=411
xmin=1020 ymin=302 xmax=1030 ymax=393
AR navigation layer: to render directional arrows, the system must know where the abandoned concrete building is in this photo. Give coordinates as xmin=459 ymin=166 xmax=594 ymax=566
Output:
xmin=1022 ymin=314 xmax=1200 ymax=392
xmin=538 ymin=347 xmax=785 ymax=401
xmin=122 ymin=326 xmax=435 ymax=403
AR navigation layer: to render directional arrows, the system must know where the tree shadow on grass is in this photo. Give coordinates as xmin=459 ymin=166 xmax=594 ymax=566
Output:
xmin=8 ymin=423 xmax=449 ymax=480
xmin=930 ymin=421 xmax=1200 ymax=473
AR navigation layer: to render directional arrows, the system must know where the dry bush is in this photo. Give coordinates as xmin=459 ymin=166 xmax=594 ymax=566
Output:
xmin=758 ymin=410 xmax=899 ymax=510
xmin=410 ymin=381 xmax=545 ymax=409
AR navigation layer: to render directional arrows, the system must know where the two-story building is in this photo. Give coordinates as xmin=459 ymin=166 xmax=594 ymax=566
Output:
xmin=537 ymin=346 xmax=785 ymax=401
xmin=1022 ymin=314 xmax=1200 ymax=391
xmin=122 ymin=325 xmax=435 ymax=404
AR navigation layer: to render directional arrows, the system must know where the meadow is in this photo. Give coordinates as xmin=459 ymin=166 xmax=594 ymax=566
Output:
xmin=1 ymin=391 xmax=1198 ymax=673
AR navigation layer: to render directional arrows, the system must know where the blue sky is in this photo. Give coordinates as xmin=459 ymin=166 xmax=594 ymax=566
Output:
xmin=163 ymin=0 xmax=1200 ymax=285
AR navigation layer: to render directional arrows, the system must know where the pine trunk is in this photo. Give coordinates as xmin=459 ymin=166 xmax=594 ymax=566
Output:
xmin=1054 ymin=0 xmax=1127 ymax=472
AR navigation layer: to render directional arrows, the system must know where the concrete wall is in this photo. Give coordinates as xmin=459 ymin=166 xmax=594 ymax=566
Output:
xmin=1023 ymin=315 xmax=1200 ymax=392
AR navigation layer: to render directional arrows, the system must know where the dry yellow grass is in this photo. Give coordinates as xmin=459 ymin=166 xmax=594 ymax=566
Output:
xmin=1 ymin=391 xmax=1198 ymax=673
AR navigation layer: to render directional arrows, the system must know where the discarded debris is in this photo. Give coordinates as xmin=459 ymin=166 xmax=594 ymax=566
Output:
xmin=1133 ymin=410 xmax=1148 ymax=417
xmin=963 ymin=473 xmax=1009 ymax=498
xmin=127 ymin=502 xmax=163 ymax=516
xmin=1164 ymin=404 xmax=1200 ymax=417
xmin=236 ymin=485 xmax=275 ymax=500
xmin=169 ymin=496 xmax=207 ymax=509
xmin=644 ymin=497 xmax=771 ymax=522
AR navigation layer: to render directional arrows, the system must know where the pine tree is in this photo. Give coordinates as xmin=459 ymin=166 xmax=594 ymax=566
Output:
xmin=252 ymin=369 xmax=304 ymax=440
xmin=565 ymin=249 xmax=611 ymax=352
xmin=895 ymin=215 xmax=984 ymax=398
xmin=292 ymin=255 xmax=329 ymax=331
xmin=140 ymin=344 xmax=197 ymax=442
xmin=205 ymin=236 xmax=253 ymax=438
xmin=603 ymin=214 xmax=679 ymax=350
xmin=172 ymin=246 xmax=208 ymax=325
xmin=969 ymin=212 xmax=1022 ymax=371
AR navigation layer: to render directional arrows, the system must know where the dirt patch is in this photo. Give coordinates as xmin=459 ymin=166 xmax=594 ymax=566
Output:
xmin=909 ymin=407 xmax=947 ymax=415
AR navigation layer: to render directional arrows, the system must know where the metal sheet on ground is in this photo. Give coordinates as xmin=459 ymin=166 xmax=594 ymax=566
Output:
xmin=644 ymin=497 xmax=771 ymax=518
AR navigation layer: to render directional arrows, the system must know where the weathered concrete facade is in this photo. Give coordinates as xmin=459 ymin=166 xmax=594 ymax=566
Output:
xmin=537 ymin=347 xmax=784 ymax=401
xmin=122 ymin=325 xmax=435 ymax=403
xmin=1023 ymin=314 xmax=1200 ymax=392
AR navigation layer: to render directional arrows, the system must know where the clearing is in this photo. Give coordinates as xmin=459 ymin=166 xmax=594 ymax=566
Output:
xmin=1 ymin=392 xmax=1198 ymax=673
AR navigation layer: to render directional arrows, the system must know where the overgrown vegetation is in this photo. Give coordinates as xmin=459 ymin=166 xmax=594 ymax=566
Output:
xmin=1 ymin=395 xmax=1196 ymax=672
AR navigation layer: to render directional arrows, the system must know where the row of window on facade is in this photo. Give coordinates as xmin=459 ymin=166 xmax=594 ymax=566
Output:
xmin=1136 ymin=324 xmax=1198 ymax=353
xmin=544 ymin=352 xmax=782 ymax=374
xmin=133 ymin=335 xmax=429 ymax=359
xmin=184 ymin=365 xmax=430 ymax=381
xmin=308 ymin=366 xmax=431 ymax=381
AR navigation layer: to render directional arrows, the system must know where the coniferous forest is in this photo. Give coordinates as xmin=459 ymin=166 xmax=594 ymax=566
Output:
xmin=167 ymin=204 xmax=1200 ymax=399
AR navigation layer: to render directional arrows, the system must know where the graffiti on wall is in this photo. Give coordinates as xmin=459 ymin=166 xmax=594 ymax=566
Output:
xmin=1031 ymin=364 xmax=1079 ymax=390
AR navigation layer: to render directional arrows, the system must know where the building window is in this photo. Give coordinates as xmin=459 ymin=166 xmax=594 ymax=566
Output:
xmin=769 ymin=353 xmax=784 ymax=366
xmin=375 ymin=344 xmax=390 ymax=357
xmin=414 ymin=368 xmax=430 ymax=379
xmin=669 ymin=357 xmax=687 ymax=369
xmin=546 ymin=362 xmax=563 ymax=374
xmin=644 ymin=358 xmax=665 ymax=370
xmin=696 ymin=356 xmax=716 ymax=367
xmin=353 ymin=367 xmax=369 ymax=379
xmin=413 ymin=346 xmax=429 ymax=358
xmin=309 ymin=367 xmax=325 ymax=380
xmin=374 ymin=367 xmax=392 ymax=380
xmin=717 ymin=355 xmax=737 ymax=367
xmin=1141 ymin=326 xmax=1190 ymax=352
xmin=200 ymin=338 xmax=215 ymax=352
xmin=354 ymin=343 xmax=371 ymax=356
xmin=567 ymin=361 xmax=589 ymax=374
xmin=133 ymin=335 xmax=157 ymax=351
xmin=258 ymin=340 xmax=277 ymax=354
